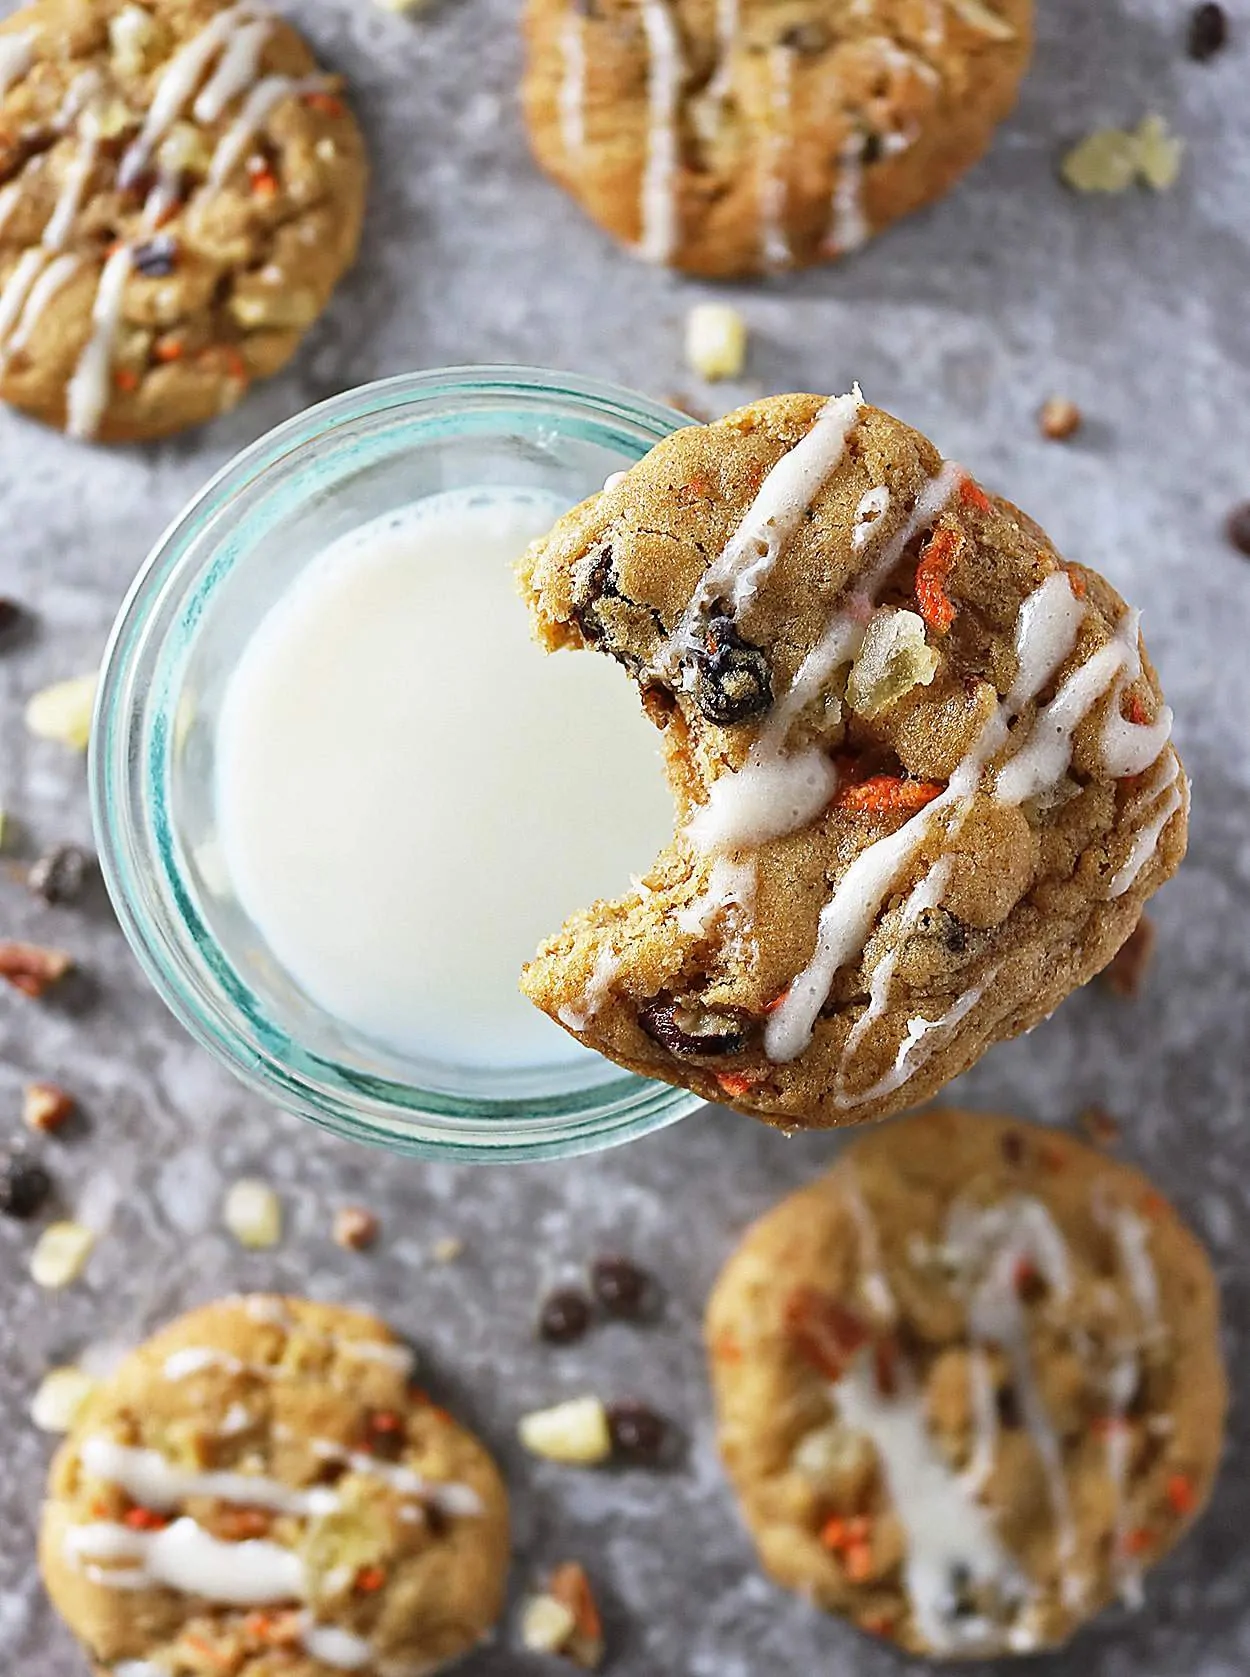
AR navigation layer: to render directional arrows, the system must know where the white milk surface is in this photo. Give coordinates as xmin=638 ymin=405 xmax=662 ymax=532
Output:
xmin=215 ymin=487 xmax=671 ymax=1069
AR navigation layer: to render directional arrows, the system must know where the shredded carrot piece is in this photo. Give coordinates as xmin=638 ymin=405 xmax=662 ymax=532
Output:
xmin=355 ymin=1566 xmax=387 ymax=1593
xmin=959 ymin=475 xmax=993 ymax=515
xmin=1122 ymin=1527 xmax=1154 ymax=1557
xmin=677 ymin=472 xmax=714 ymax=505
xmin=819 ymin=1515 xmax=851 ymax=1552
xmin=1012 ymin=1256 xmax=1040 ymax=1295
xmin=715 ymin=1071 xmax=764 ymax=1099
xmin=784 ymin=1287 xmax=870 ymax=1380
xmin=302 ymin=91 xmax=345 ymax=118
xmin=1166 ymin=1473 xmax=1197 ymax=1516
xmin=113 ymin=368 xmax=139 ymax=394
xmin=914 ymin=527 xmax=961 ymax=633
xmin=370 ymin=1409 xmax=403 ymax=1433
xmin=221 ymin=347 xmax=248 ymax=382
xmin=834 ymin=775 xmax=945 ymax=815
xmin=1140 ymin=1190 xmax=1167 ymax=1220
xmin=844 ymin=1541 xmax=874 ymax=1583
xmin=549 ymin=1562 xmax=603 ymax=1643
xmin=1038 ymin=1140 xmax=1066 ymax=1172
xmin=250 ymin=167 xmax=279 ymax=200
xmin=123 ymin=1507 xmax=167 ymax=1531
xmin=216 ymin=1508 xmax=272 ymax=1540
xmin=154 ymin=338 xmax=185 ymax=364
xmin=1064 ymin=566 xmax=1087 ymax=599
xmin=1090 ymin=1414 xmax=1128 ymax=1440
xmin=713 ymin=1331 xmax=743 ymax=1363
xmin=1127 ymin=692 xmax=1151 ymax=726
xmin=860 ymin=1612 xmax=896 ymax=1639
xmin=762 ymin=987 xmax=790 ymax=1015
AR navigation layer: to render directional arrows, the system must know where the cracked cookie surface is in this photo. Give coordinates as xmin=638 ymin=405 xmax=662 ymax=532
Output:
xmin=705 ymin=1109 xmax=1227 ymax=1657
xmin=0 ymin=0 xmax=365 ymax=441
xmin=522 ymin=0 xmax=1033 ymax=276
xmin=518 ymin=392 xmax=1187 ymax=1131
xmin=40 ymin=1295 xmax=509 ymax=1676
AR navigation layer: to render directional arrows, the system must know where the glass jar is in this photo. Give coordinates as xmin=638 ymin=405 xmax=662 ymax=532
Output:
xmin=90 ymin=366 xmax=701 ymax=1162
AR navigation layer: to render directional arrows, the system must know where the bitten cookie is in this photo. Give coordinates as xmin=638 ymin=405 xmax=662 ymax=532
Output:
xmin=519 ymin=391 xmax=1187 ymax=1131
xmin=522 ymin=0 xmax=1032 ymax=276
xmin=0 ymin=0 xmax=366 ymax=442
xmin=705 ymin=1110 xmax=1227 ymax=1657
xmin=40 ymin=1295 xmax=509 ymax=1676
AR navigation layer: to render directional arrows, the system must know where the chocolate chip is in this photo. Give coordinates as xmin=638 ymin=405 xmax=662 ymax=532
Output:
xmin=638 ymin=996 xmax=747 ymax=1059
xmin=1000 ymin=1130 xmax=1025 ymax=1167
xmin=996 ymin=1383 xmax=1022 ymax=1428
xmin=538 ymin=1287 xmax=592 ymax=1344
xmin=1226 ymin=501 xmax=1250 ymax=558
xmin=133 ymin=236 xmax=178 ymax=278
xmin=27 ymin=844 xmax=90 ymax=905
xmin=0 ymin=1153 xmax=52 ymax=1219
xmin=606 ymin=1400 xmax=668 ymax=1464
xmin=570 ymin=544 xmax=621 ymax=647
xmin=0 ymin=598 xmax=23 ymax=640
xmin=591 ymin=1255 xmax=650 ymax=1319
xmin=1187 ymin=2 xmax=1228 ymax=60
xmin=691 ymin=613 xmax=772 ymax=726
xmin=861 ymin=132 xmax=884 ymax=166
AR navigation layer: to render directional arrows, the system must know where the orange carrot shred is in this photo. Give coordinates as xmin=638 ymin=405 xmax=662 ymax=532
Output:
xmin=355 ymin=1566 xmax=387 ymax=1593
xmin=713 ymin=1331 xmax=743 ymax=1363
xmin=1166 ymin=1473 xmax=1197 ymax=1516
xmin=914 ymin=527 xmax=961 ymax=633
xmin=113 ymin=367 xmax=139 ymax=393
xmin=154 ymin=338 xmax=185 ymax=363
xmin=549 ymin=1562 xmax=603 ymax=1644
xmin=123 ymin=1507 xmax=167 ymax=1531
xmin=1065 ymin=566 xmax=1088 ymax=599
xmin=959 ymin=476 xmax=993 ymax=515
xmin=762 ymin=987 xmax=790 ymax=1015
xmin=844 ymin=1541 xmax=874 ymax=1583
xmin=834 ymin=775 xmax=945 ymax=815
xmin=820 ymin=1515 xmax=850 ymax=1552
xmin=715 ymin=1071 xmax=763 ymax=1099
xmin=861 ymin=1611 xmax=896 ymax=1639
xmin=1122 ymin=1527 xmax=1154 ymax=1557
xmin=784 ymin=1287 xmax=870 ymax=1380
xmin=1141 ymin=1190 xmax=1167 ymax=1220
xmin=1127 ymin=693 xmax=1151 ymax=726
xmin=302 ymin=91 xmax=345 ymax=118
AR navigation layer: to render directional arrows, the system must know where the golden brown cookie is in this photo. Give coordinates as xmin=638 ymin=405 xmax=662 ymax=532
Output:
xmin=0 ymin=0 xmax=366 ymax=442
xmin=519 ymin=392 xmax=1187 ymax=1131
xmin=522 ymin=0 xmax=1033 ymax=276
xmin=705 ymin=1110 xmax=1226 ymax=1657
xmin=40 ymin=1295 xmax=509 ymax=1675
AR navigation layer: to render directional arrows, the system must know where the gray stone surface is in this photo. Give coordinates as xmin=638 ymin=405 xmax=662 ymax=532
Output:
xmin=1 ymin=0 xmax=1248 ymax=1672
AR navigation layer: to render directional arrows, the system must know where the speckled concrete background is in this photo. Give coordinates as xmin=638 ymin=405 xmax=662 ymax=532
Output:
xmin=1 ymin=0 xmax=1248 ymax=1671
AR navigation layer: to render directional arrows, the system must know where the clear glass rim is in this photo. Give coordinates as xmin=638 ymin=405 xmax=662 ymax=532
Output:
xmin=89 ymin=366 xmax=703 ymax=1163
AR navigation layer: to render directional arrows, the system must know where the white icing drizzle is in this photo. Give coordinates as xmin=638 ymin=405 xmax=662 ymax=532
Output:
xmin=0 ymin=178 xmax=22 ymax=236
xmin=299 ymin=1617 xmax=374 ymax=1670
xmin=852 ymin=484 xmax=891 ymax=551
xmin=1004 ymin=571 xmax=1084 ymax=711
xmin=557 ymin=14 xmax=587 ymax=157
xmin=43 ymin=122 xmax=100 ymax=250
xmin=0 ymin=248 xmax=51 ymax=345
xmin=961 ymin=1346 xmax=999 ymax=1496
xmin=1103 ymin=1353 xmax=1144 ymax=1608
xmin=924 ymin=0 xmax=947 ymax=49
xmin=835 ymin=1352 xmax=1031 ymax=1654
xmin=636 ymin=0 xmax=682 ymax=263
xmin=344 ymin=1337 xmax=418 ymax=1374
xmin=79 ymin=1438 xmax=340 ymax=1519
xmin=834 ymin=974 xmax=987 ymax=1111
xmin=0 ymin=31 xmax=33 ymax=95
xmin=242 ymin=1294 xmax=291 ymax=1324
xmin=758 ymin=46 xmax=792 ymax=270
xmin=3 ymin=252 xmax=80 ymax=362
xmin=1110 ymin=1206 xmax=1161 ymax=1333
xmin=557 ymin=943 xmax=620 ymax=1031
xmin=945 ymin=1196 xmax=1084 ymax=1607
xmin=827 ymin=135 xmax=868 ymax=256
xmin=121 ymin=4 xmax=255 ymax=180
xmin=65 ymin=243 xmax=132 ymax=439
xmin=66 ymin=1516 xmax=305 ymax=1604
xmin=163 ymin=1346 xmax=244 ymax=1381
xmin=1099 ymin=608 xmax=1174 ymax=777
xmin=994 ymin=641 xmax=1126 ymax=806
xmin=841 ymin=1166 xmax=895 ymax=1322
xmin=193 ymin=15 xmax=272 ymax=123
xmin=164 ymin=1336 xmax=416 ymax=1381
xmin=206 ymin=73 xmax=326 ymax=190
xmin=706 ymin=0 xmax=738 ymax=105
xmin=1109 ymin=756 xmax=1184 ymax=897
xmin=307 ymin=1436 xmax=484 ymax=1516
xmin=668 ymin=389 xmax=864 ymax=671
xmin=674 ymin=853 xmax=757 ymax=943
xmin=114 ymin=1663 xmax=167 ymax=1677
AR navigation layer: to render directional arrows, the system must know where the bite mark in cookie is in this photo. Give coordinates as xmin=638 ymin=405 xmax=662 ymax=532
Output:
xmin=518 ymin=392 xmax=1188 ymax=1130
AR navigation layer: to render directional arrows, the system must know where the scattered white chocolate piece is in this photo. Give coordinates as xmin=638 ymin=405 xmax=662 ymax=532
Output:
xmin=25 ymin=673 xmax=98 ymax=750
xmin=30 ymin=1221 xmax=95 ymax=1289
xmin=518 ymin=1396 xmax=613 ymax=1465
xmin=223 ymin=1179 xmax=283 ymax=1249
xmin=685 ymin=302 xmax=748 ymax=381
xmin=31 ymin=1365 xmax=97 ymax=1432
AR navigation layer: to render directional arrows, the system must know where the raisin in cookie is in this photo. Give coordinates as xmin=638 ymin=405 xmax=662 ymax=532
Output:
xmin=522 ymin=0 xmax=1032 ymax=276
xmin=705 ymin=1110 xmax=1226 ymax=1657
xmin=519 ymin=392 xmax=1187 ymax=1130
xmin=40 ymin=1295 xmax=509 ymax=1675
xmin=0 ymin=0 xmax=366 ymax=442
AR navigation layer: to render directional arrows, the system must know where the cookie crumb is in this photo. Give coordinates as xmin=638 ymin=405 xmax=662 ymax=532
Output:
xmin=685 ymin=303 xmax=748 ymax=381
xmin=28 ymin=843 xmax=90 ymax=905
xmin=30 ymin=1365 xmax=97 ymax=1433
xmin=333 ymin=1205 xmax=379 ymax=1251
xmin=519 ymin=1396 xmax=613 ymax=1464
xmin=432 ymin=1235 xmax=464 ymax=1263
xmin=30 ymin=1220 xmax=95 ymax=1288
xmin=223 ymin=1179 xmax=283 ymax=1249
xmin=1078 ymin=1104 xmax=1121 ymax=1148
xmin=23 ymin=1082 xmax=75 ymax=1134
xmin=1039 ymin=397 xmax=1082 ymax=441
xmin=0 ymin=941 xmax=73 ymax=998
xmin=1225 ymin=502 xmax=1250 ymax=558
xmin=1101 ymin=916 xmax=1156 ymax=998
xmin=1187 ymin=3 xmax=1228 ymax=61
xmin=25 ymin=674 xmax=98 ymax=751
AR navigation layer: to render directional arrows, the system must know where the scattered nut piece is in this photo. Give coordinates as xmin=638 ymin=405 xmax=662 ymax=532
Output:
xmin=1134 ymin=115 xmax=1184 ymax=191
xmin=685 ymin=303 xmax=748 ymax=382
xmin=30 ymin=1220 xmax=95 ymax=1288
xmin=108 ymin=3 xmax=157 ymax=75
xmin=846 ymin=609 xmax=940 ymax=718
xmin=27 ymin=843 xmax=90 ymax=905
xmin=946 ymin=0 xmax=1016 ymax=41
xmin=432 ymin=1235 xmax=464 ymax=1263
xmin=24 ymin=1082 xmax=75 ymax=1134
xmin=519 ymin=1396 xmax=613 ymax=1465
xmin=1101 ymin=916 xmax=1155 ymax=998
xmin=1078 ymin=1104 xmax=1122 ymax=1148
xmin=547 ymin=1562 xmax=606 ymax=1668
xmin=1038 ymin=397 xmax=1082 ymax=441
xmin=0 ymin=941 xmax=73 ymax=998
xmin=1187 ymin=3 xmax=1228 ymax=62
xmin=25 ymin=673 xmax=98 ymax=751
xmin=521 ymin=1593 xmax=579 ymax=1657
xmin=223 ymin=1179 xmax=283 ymax=1249
xmin=333 ymin=1205 xmax=379 ymax=1251
xmin=1227 ymin=503 xmax=1250 ymax=558
xmin=30 ymin=1365 xmax=97 ymax=1433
